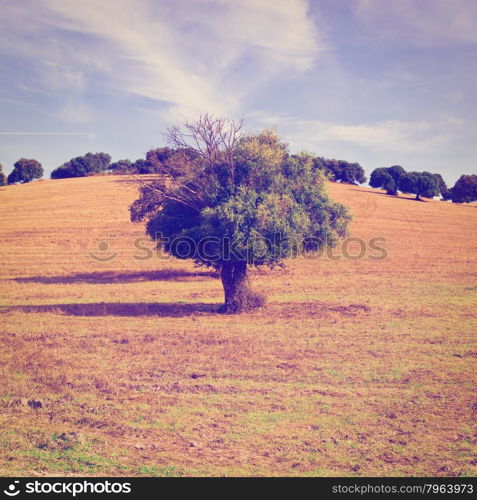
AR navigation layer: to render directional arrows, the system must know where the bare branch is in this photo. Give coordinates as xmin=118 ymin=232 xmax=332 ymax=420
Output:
xmin=132 ymin=113 xmax=243 ymax=216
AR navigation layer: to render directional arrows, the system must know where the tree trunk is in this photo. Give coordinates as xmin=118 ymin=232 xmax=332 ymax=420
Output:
xmin=220 ymin=261 xmax=248 ymax=313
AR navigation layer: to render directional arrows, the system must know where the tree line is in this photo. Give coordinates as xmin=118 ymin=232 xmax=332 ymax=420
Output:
xmin=1 ymin=148 xmax=476 ymax=204
xmin=369 ymin=165 xmax=477 ymax=203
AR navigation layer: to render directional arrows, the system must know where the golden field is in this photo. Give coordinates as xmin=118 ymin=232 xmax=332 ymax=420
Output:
xmin=0 ymin=174 xmax=476 ymax=477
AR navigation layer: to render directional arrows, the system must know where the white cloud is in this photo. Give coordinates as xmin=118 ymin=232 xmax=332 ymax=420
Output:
xmin=249 ymin=112 xmax=467 ymax=153
xmin=0 ymin=0 xmax=323 ymax=120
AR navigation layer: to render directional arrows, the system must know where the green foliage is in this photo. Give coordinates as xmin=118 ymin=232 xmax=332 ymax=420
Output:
xmin=314 ymin=157 xmax=366 ymax=185
xmin=144 ymin=147 xmax=176 ymax=174
xmin=340 ymin=162 xmax=367 ymax=184
xmin=433 ymin=173 xmax=451 ymax=200
xmin=131 ymin=129 xmax=351 ymax=269
xmin=133 ymin=159 xmax=149 ymax=174
xmin=369 ymin=165 xmax=405 ymax=195
xmin=398 ymin=171 xmax=439 ymax=200
xmin=450 ymin=174 xmax=477 ymax=203
xmin=51 ymin=152 xmax=111 ymax=179
xmin=144 ymin=147 xmax=200 ymax=175
xmin=371 ymin=167 xmax=450 ymax=201
xmin=109 ymin=158 xmax=152 ymax=174
xmin=109 ymin=159 xmax=133 ymax=173
xmin=131 ymin=116 xmax=351 ymax=312
xmin=7 ymin=158 xmax=43 ymax=184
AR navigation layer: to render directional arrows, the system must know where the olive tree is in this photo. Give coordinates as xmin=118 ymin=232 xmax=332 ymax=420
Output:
xmin=450 ymin=174 xmax=477 ymax=203
xmin=398 ymin=171 xmax=439 ymax=200
xmin=7 ymin=158 xmax=43 ymax=184
xmin=369 ymin=165 xmax=406 ymax=195
xmin=130 ymin=115 xmax=351 ymax=313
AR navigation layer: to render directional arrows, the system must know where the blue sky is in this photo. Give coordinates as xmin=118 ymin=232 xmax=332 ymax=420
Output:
xmin=0 ymin=0 xmax=476 ymax=185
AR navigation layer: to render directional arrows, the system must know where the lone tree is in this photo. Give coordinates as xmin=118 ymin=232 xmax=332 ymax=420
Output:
xmin=0 ymin=164 xmax=6 ymax=186
xmin=398 ymin=171 xmax=439 ymax=200
xmin=369 ymin=165 xmax=405 ymax=195
xmin=7 ymin=158 xmax=43 ymax=184
xmin=450 ymin=174 xmax=477 ymax=203
xmin=130 ymin=115 xmax=351 ymax=313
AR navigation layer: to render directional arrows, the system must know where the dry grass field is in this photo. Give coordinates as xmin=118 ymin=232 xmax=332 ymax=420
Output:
xmin=0 ymin=175 xmax=476 ymax=477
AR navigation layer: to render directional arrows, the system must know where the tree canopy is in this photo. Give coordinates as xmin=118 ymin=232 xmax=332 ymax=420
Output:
xmin=109 ymin=159 xmax=133 ymax=173
xmin=51 ymin=152 xmax=111 ymax=179
xmin=7 ymin=158 xmax=43 ymax=184
xmin=398 ymin=171 xmax=439 ymax=200
xmin=130 ymin=115 xmax=351 ymax=313
xmin=432 ymin=173 xmax=451 ymax=200
xmin=450 ymin=174 xmax=477 ymax=203
xmin=369 ymin=165 xmax=406 ymax=195
xmin=370 ymin=166 xmax=451 ymax=201
xmin=313 ymin=157 xmax=366 ymax=185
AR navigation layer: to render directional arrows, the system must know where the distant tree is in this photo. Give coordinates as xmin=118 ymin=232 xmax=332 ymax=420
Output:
xmin=339 ymin=162 xmax=367 ymax=184
xmin=142 ymin=147 xmax=200 ymax=176
xmin=130 ymin=115 xmax=351 ymax=313
xmin=312 ymin=157 xmax=327 ymax=177
xmin=313 ymin=157 xmax=366 ymax=184
xmin=369 ymin=165 xmax=405 ymax=195
xmin=450 ymin=174 xmax=477 ymax=203
xmin=398 ymin=171 xmax=439 ymax=200
xmin=370 ymin=168 xmax=395 ymax=194
xmin=110 ymin=159 xmax=133 ymax=174
xmin=322 ymin=159 xmax=341 ymax=180
xmin=131 ymin=159 xmax=148 ymax=174
xmin=109 ymin=158 xmax=153 ymax=174
xmin=387 ymin=166 xmax=406 ymax=194
xmin=143 ymin=147 xmax=175 ymax=174
xmin=7 ymin=158 xmax=43 ymax=184
xmin=50 ymin=165 xmax=74 ymax=179
xmin=0 ymin=164 xmax=6 ymax=186
xmin=433 ymin=173 xmax=451 ymax=200
xmin=51 ymin=152 xmax=111 ymax=179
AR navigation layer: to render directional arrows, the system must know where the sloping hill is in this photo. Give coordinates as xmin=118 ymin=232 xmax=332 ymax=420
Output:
xmin=0 ymin=175 xmax=476 ymax=477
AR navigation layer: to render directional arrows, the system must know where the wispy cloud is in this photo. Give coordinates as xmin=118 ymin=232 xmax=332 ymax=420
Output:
xmin=0 ymin=0 xmax=323 ymax=120
xmin=356 ymin=0 xmax=477 ymax=46
xmin=249 ymin=112 xmax=468 ymax=153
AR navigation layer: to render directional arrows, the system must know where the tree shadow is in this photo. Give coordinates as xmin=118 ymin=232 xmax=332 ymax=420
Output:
xmin=349 ymin=188 xmax=426 ymax=201
xmin=11 ymin=269 xmax=219 ymax=285
xmin=113 ymin=178 xmax=138 ymax=184
xmin=113 ymin=174 xmax=159 ymax=184
xmin=1 ymin=302 xmax=217 ymax=317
